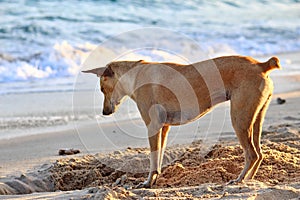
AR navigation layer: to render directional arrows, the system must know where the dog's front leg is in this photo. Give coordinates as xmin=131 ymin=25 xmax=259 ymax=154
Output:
xmin=136 ymin=104 xmax=167 ymax=188
xmin=136 ymin=129 xmax=162 ymax=188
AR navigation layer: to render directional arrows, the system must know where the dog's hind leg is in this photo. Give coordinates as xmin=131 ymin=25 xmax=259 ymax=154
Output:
xmin=228 ymin=92 xmax=266 ymax=184
xmin=159 ymin=125 xmax=170 ymax=170
xmin=245 ymin=95 xmax=272 ymax=180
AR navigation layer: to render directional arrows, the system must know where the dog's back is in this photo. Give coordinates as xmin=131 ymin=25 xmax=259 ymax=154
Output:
xmin=134 ymin=55 xmax=280 ymax=110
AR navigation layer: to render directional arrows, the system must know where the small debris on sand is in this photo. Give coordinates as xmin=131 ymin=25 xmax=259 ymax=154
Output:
xmin=58 ymin=148 xmax=80 ymax=156
xmin=277 ymin=97 xmax=286 ymax=105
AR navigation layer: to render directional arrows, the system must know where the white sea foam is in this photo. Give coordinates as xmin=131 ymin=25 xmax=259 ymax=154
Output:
xmin=16 ymin=62 xmax=53 ymax=79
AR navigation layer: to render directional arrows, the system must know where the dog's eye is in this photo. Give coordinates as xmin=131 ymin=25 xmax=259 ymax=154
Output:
xmin=101 ymin=86 xmax=104 ymax=92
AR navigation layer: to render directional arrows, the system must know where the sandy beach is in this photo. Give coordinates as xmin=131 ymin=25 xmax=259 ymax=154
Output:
xmin=0 ymin=52 xmax=300 ymax=199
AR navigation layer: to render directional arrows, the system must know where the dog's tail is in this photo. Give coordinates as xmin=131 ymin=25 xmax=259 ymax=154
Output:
xmin=259 ymin=57 xmax=282 ymax=73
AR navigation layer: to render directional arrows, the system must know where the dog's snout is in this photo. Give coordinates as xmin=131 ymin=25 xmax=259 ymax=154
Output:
xmin=102 ymin=109 xmax=112 ymax=115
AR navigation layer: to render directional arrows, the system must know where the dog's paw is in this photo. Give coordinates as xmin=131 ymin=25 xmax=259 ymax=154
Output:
xmin=135 ymin=181 xmax=151 ymax=189
xmin=227 ymin=180 xmax=238 ymax=185
xmin=227 ymin=179 xmax=244 ymax=185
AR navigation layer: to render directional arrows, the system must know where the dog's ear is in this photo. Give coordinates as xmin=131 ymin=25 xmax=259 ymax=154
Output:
xmin=81 ymin=67 xmax=106 ymax=77
xmin=102 ymin=66 xmax=115 ymax=77
xmin=82 ymin=65 xmax=115 ymax=77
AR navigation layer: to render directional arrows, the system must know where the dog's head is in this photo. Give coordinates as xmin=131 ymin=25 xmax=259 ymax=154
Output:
xmin=82 ymin=62 xmax=126 ymax=115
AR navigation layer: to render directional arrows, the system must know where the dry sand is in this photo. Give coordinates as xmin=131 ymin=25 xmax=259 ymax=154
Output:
xmin=0 ymin=52 xmax=300 ymax=199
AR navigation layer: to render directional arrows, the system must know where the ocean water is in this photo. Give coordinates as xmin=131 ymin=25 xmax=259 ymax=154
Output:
xmin=0 ymin=0 xmax=300 ymax=87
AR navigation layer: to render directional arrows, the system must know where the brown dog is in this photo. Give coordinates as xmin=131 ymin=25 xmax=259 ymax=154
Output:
xmin=82 ymin=55 xmax=281 ymax=188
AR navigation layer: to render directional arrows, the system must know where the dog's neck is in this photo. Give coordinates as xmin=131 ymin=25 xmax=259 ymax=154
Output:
xmin=113 ymin=61 xmax=143 ymax=99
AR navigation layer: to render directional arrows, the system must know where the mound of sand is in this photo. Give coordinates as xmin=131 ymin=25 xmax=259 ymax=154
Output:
xmin=47 ymin=139 xmax=299 ymax=192
xmin=157 ymin=142 xmax=300 ymax=187
xmin=0 ymin=122 xmax=299 ymax=199
xmin=49 ymin=145 xmax=186 ymax=191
